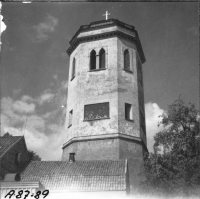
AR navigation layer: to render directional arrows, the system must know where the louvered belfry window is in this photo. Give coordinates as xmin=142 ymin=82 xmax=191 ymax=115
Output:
xmin=99 ymin=48 xmax=105 ymax=69
xmin=90 ymin=50 xmax=96 ymax=70
xmin=84 ymin=102 xmax=109 ymax=120
xmin=124 ymin=49 xmax=130 ymax=70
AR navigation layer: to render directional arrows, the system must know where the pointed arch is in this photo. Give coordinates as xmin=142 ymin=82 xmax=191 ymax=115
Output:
xmin=90 ymin=50 xmax=96 ymax=70
xmin=99 ymin=48 xmax=105 ymax=69
xmin=124 ymin=49 xmax=130 ymax=70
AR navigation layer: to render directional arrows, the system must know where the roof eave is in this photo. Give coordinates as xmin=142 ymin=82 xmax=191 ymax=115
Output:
xmin=66 ymin=31 xmax=146 ymax=64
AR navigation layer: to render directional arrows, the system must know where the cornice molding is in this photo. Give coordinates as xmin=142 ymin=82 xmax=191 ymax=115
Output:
xmin=62 ymin=133 xmax=148 ymax=151
xmin=67 ymin=30 xmax=146 ymax=64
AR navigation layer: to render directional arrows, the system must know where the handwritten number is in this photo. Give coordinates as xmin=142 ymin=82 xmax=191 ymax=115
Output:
xmin=34 ymin=191 xmax=41 ymax=199
xmin=16 ymin=190 xmax=23 ymax=198
xmin=42 ymin=190 xmax=49 ymax=198
xmin=23 ymin=190 xmax=30 ymax=199
xmin=4 ymin=189 xmax=49 ymax=199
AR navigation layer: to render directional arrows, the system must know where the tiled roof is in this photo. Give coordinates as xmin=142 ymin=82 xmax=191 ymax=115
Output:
xmin=0 ymin=136 xmax=22 ymax=157
xmin=21 ymin=160 xmax=126 ymax=191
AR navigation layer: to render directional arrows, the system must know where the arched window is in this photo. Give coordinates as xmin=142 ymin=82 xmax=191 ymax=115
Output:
xmin=124 ymin=49 xmax=130 ymax=70
xmin=71 ymin=58 xmax=76 ymax=80
xmin=90 ymin=50 xmax=96 ymax=70
xmin=99 ymin=48 xmax=105 ymax=69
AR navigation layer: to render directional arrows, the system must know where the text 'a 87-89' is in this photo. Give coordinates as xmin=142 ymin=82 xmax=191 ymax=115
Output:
xmin=5 ymin=190 xmax=49 ymax=199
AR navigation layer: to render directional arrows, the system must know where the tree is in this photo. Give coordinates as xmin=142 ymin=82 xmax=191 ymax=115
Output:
xmin=28 ymin=150 xmax=41 ymax=161
xmin=141 ymin=98 xmax=200 ymax=197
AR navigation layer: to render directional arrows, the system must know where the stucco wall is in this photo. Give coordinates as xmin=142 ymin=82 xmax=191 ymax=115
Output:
xmin=117 ymin=38 xmax=140 ymax=138
xmin=62 ymin=138 xmax=119 ymax=161
xmin=65 ymin=38 xmax=119 ymax=143
xmin=62 ymin=23 xmax=147 ymax=194
xmin=63 ymin=35 xmax=147 ymax=157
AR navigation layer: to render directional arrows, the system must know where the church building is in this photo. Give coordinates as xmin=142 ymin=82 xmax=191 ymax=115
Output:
xmin=0 ymin=17 xmax=147 ymax=198
xmin=62 ymin=18 xmax=147 ymax=192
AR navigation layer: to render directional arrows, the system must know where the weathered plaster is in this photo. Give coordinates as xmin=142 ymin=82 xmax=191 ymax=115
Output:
xmin=63 ymin=23 xmax=147 ymax=158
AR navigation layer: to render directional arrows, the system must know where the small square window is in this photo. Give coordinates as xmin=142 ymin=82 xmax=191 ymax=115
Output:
xmin=68 ymin=110 xmax=73 ymax=128
xmin=125 ymin=103 xmax=133 ymax=120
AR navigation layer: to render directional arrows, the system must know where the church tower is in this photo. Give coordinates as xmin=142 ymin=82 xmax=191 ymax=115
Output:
xmin=62 ymin=19 xmax=147 ymax=165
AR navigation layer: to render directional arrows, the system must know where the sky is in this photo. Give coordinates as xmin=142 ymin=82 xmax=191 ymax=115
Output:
xmin=1 ymin=2 xmax=199 ymax=160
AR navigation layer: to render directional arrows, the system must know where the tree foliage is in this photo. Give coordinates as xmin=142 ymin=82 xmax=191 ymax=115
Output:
xmin=28 ymin=150 xmax=41 ymax=161
xmin=141 ymin=98 xmax=200 ymax=197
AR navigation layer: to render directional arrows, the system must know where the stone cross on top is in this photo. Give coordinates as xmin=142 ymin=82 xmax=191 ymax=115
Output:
xmin=103 ymin=11 xmax=111 ymax=20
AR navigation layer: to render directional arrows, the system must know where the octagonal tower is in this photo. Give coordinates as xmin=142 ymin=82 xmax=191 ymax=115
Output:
xmin=62 ymin=19 xmax=147 ymax=192
xmin=62 ymin=19 xmax=147 ymax=163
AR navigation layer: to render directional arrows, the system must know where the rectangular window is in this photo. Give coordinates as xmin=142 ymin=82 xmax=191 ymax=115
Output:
xmin=68 ymin=110 xmax=73 ymax=127
xmin=84 ymin=102 xmax=109 ymax=121
xmin=71 ymin=58 xmax=76 ymax=81
xmin=125 ymin=103 xmax=133 ymax=120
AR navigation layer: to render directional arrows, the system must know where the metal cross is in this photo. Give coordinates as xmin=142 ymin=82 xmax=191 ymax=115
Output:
xmin=103 ymin=11 xmax=111 ymax=20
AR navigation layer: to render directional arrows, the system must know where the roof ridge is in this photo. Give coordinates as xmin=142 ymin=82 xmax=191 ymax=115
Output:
xmin=0 ymin=136 xmax=22 ymax=138
xmin=30 ymin=160 xmax=125 ymax=162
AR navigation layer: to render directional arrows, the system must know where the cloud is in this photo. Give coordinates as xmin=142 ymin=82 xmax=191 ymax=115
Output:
xmin=13 ymin=100 xmax=36 ymax=114
xmin=32 ymin=14 xmax=58 ymax=43
xmin=1 ymin=95 xmax=64 ymax=160
xmin=1 ymin=97 xmax=29 ymax=125
xmin=53 ymin=74 xmax=58 ymax=80
xmin=188 ymin=26 xmax=198 ymax=36
xmin=38 ymin=90 xmax=55 ymax=105
xmin=61 ymin=80 xmax=68 ymax=90
xmin=1 ymin=80 xmax=67 ymax=160
xmin=145 ymin=102 xmax=165 ymax=152
xmin=21 ymin=95 xmax=35 ymax=103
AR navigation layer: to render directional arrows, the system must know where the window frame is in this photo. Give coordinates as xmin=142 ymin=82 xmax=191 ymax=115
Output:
xmin=99 ymin=48 xmax=106 ymax=69
xmin=71 ymin=58 xmax=76 ymax=81
xmin=68 ymin=109 xmax=73 ymax=128
xmin=84 ymin=102 xmax=110 ymax=121
xmin=90 ymin=50 xmax=97 ymax=71
xmin=124 ymin=49 xmax=131 ymax=71
xmin=122 ymin=48 xmax=134 ymax=74
xmin=125 ymin=103 xmax=134 ymax=122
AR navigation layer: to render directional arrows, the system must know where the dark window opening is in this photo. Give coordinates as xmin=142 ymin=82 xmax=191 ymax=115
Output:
xmin=99 ymin=48 xmax=105 ymax=69
xmin=84 ymin=102 xmax=109 ymax=121
xmin=90 ymin=50 xmax=96 ymax=70
xmin=71 ymin=58 xmax=76 ymax=80
xmin=15 ymin=153 xmax=21 ymax=165
xmin=68 ymin=110 xmax=73 ymax=127
xmin=125 ymin=103 xmax=132 ymax=120
xmin=124 ymin=49 xmax=130 ymax=71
